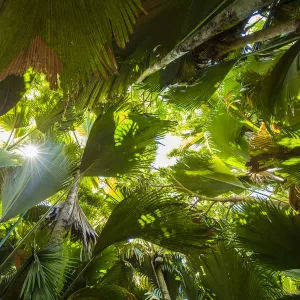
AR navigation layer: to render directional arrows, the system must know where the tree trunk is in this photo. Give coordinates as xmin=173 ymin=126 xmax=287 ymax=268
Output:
xmin=155 ymin=266 xmax=171 ymax=300
xmin=137 ymin=0 xmax=273 ymax=82
xmin=214 ymin=17 xmax=300 ymax=59
xmin=49 ymin=172 xmax=80 ymax=246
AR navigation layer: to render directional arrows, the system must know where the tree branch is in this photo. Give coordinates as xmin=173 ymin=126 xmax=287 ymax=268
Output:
xmin=136 ymin=0 xmax=273 ymax=83
xmin=214 ymin=17 xmax=300 ymax=59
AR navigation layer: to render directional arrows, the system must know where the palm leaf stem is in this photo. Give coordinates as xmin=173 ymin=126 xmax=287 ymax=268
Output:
xmin=4 ymin=128 xmax=15 ymax=149
xmin=0 ymin=211 xmax=26 ymax=248
xmin=6 ymin=127 xmax=37 ymax=151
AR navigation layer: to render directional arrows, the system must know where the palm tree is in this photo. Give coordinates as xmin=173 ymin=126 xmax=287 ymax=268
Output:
xmin=1 ymin=0 xmax=300 ymax=299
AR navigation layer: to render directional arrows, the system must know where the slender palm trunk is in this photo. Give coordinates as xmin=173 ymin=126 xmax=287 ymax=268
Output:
xmin=49 ymin=172 xmax=80 ymax=246
xmin=155 ymin=266 xmax=171 ymax=300
xmin=137 ymin=0 xmax=273 ymax=82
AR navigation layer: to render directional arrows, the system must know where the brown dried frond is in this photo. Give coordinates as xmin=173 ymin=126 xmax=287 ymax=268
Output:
xmin=0 ymin=36 xmax=62 ymax=88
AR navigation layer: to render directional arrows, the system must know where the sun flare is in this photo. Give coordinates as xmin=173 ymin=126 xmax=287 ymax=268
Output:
xmin=21 ymin=145 xmax=39 ymax=159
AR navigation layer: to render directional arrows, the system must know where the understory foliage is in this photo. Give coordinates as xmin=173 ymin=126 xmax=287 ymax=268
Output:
xmin=1 ymin=0 xmax=300 ymax=299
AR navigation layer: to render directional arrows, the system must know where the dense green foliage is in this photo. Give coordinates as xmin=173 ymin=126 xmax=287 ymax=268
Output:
xmin=1 ymin=0 xmax=300 ymax=299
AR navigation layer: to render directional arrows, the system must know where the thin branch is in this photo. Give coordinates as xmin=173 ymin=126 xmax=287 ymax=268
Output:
xmin=214 ymin=17 xmax=300 ymax=60
xmin=0 ymin=212 xmax=26 ymax=248
xmin=226 ymin=203 xmax=235 ymax=220
xmin=73 ymin=130 xmax=81 ymax=147
xmin=6 ymin=127 xmax=37 ymax=151
xmin=137 ymin=0 xmax=273 ymax=83
xmin=204 ymin=202 xmax=218 ymax=214
xmin=4 ymin=128 xmax=15 ymax=149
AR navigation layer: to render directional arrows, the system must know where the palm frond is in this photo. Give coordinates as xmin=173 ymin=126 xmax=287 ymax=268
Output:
xmin=0 ymin=0 xmax=144 ymax=88
xmin=84 ymin=246 xmax=119 ymax=285
xmin=171 ymin=150 xmax=245 ymax=197
xmin=1 ymin=142 xmax=70 ymax=222
xmin=80 ymin=105 xmax=173 ymax=177
xmin=165 ymin=61 xmax=235 ymax=111
xmin=161 ymin=269 xmax=180 ymax=300
xmin=192 ymin=243 xmax=283 ymax=300
xmin=258 ymin=39 xmax=300 ymax=120
xmin=277 ymin=295 xmax=300 ymax=299
xmin=94 ymin=189 xmax=215 ymax=256
xmin=204 ymin=104 xmax=249 ymax=163
xmin=0 ymin=75 xmax=25 ymax=116
xmin=247 ymin=125 xmax=300 ymax=186
xmin=100 ymin=261 xmax=134 ymax=291
xmin=23 ymin=204 xmax=50 ymax=223
xmin=20 ymin=245 xmax=73 ymax=300
xmin=0 ymin=148 xmax=17 ymax=168
xmin=177 ymin=266 xmax=203 ymax=300
xmin=68 ymin=284 xmax=137 ymax=300
xmin=230 ymin=200 xmax=300 ymax=270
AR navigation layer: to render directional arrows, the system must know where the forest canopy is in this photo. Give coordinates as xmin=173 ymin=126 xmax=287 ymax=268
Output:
xmin=1 ymin=0 xmax=300 ymax=299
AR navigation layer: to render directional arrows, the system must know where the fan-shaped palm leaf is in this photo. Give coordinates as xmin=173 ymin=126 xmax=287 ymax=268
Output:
xmin=94 ymin=189 xmax=215 ymax=256
xmin=259 ymin=39 xmax=300 ymax=120
xmin=231 ymin=200 xmax=300 ymax=270
xmin=84 ymin=246 xmax=119 ymax=285
xmin=0 ymin=75 xmax=25 ymax=116
xmin=165 ymin=61 xmax=235 ymax=110
xmin=100 ymin=260 xmax=134 ymax=291
xmin=192 ymin=243 xmax=282 ymax=300
xmin=171 ymin=150 xmax=245 ymax=197
xmin=0 ymin=148 xmax=17 ymax=168
xmin=0 ymin=0 xmax=144 ymax=88
xmin=1 ymin=142 xmax=70 ymax=222
xmin=68 ymin=284 xmax=136 ymax=300
xmin=1 ymin=245 xmax=73 ymax=300
xmin=80 ymin=105 xmax=173 ymax=177
xmin=20 ymin=245 xmax=73 ymax=300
